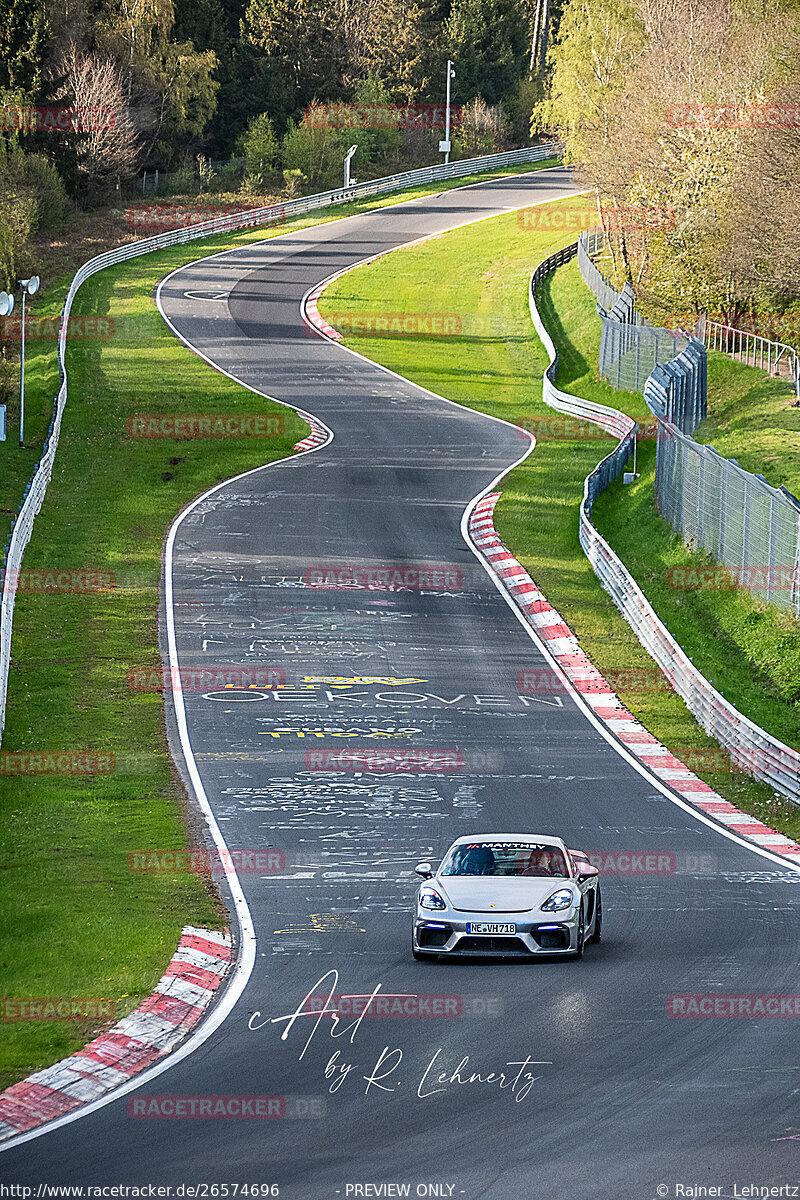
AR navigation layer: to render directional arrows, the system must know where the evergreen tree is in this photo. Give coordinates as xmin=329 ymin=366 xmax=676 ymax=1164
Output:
xmin=0 ymin=0 xmax=48 ymax=96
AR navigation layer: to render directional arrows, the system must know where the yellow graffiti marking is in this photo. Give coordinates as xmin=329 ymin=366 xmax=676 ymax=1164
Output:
xmin=300 ymin=676 xmax=427 ymax=687
xmin=273 ymin=913 xmax=366 ymax=934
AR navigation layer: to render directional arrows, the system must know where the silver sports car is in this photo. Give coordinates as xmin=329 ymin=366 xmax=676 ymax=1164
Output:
xmin=412 ymin=833 xmax=601 ymax=959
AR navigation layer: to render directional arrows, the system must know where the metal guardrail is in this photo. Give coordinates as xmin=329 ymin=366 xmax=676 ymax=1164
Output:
xmin=0 ymin=142 xmax=559 ymax=737
xmin=698 ymin=315 xmax=800 ymax=405
xmin=530 ymin=244 xmax=800 ymax=806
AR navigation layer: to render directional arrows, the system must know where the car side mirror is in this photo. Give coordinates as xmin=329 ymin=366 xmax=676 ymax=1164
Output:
xmin=578 ymin=863 xmax=600 ymax=882
xmin=415 ymin=861 xmax=434 ymax=878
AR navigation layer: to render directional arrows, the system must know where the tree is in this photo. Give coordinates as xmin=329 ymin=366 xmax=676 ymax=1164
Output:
xmin=242 ymin=0 xmax=427 ymax=103
xmin=281 ymin=104 xmax=347 ymax=189
xmin=444 ymin=0 xmax=530 ymax=104
xmin=60 ymin=46 xmax=140 ymax=198
xmin=313 ymin=76 xmax=402 ymax=173
xmin=537 ymin=0 xmax=800 ymax=317
xmin=237 ymin=110 xmax=277 ymax=183
xmin=531 ymin=0 xmax=645 ymax=162
xmin=725 ymin=74 xmax=800 ymax=313
xmin=456 ymin=97 xmax=507 ymax=155
xmin=0 ymin=141 xmax=66 ymax=290
xmin=0 ymin=0 xmax=48 ymax=96
xmin=97 ymin=0 xmax=219 ymax=163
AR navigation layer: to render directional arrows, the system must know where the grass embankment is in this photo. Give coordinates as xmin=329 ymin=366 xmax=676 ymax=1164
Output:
xmin=319 ymin=200 xmax=800 ymax=839
xmin=694 ymin=355 xmax=800 ymax=498
xmin=0 ymin=157 xmax=560 ymax=1088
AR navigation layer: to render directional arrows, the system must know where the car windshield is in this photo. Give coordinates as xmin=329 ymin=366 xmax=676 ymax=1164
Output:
xmin=440 ymin=842 xmax=569 ymax=878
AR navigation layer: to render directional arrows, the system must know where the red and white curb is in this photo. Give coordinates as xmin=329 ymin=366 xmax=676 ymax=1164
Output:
xmin=0 ymin=926 xmax=232 ymax=1140
xmin=304 ymin=288 xmax=343 ymax=342
xmin=293 ymin=415 xmax=329 ymax=452
xmin=469 ymin=492 xmax=800 ymax=861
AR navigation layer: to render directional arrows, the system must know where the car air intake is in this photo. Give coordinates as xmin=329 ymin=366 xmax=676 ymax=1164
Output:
xmin=418 ymin=924 xmax=452 ymax=948
xmin=532 ymin=925 xmax=570 ymax=950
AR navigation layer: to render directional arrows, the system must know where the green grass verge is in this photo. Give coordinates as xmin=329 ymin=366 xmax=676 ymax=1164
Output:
xmin=319 ymin=202 xmax=800 ymax=842
xmin=694 ymin=353 xmax=800 ymax=498
xmin=0 ymin=156 xmax=560 ymax=1088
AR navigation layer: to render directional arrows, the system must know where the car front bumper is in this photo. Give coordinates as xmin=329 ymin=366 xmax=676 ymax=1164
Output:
xmin=414 ymin=912 xmax=581 ymax=956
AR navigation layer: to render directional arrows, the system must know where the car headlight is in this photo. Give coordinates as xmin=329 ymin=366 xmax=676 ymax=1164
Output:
xmin=419 ymin=885 xmax=446 ymax=910
xmin=541 ymin=887 xmax=575 ymax=912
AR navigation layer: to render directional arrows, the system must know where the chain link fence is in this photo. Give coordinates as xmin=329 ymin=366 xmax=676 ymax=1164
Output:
xmin=644 ymin=339 xmax=707 ymax=434
xmin=579 ymin=228 xmax=698 ymax=398
xmin=654 ymin=417 xmax=800 ymax=617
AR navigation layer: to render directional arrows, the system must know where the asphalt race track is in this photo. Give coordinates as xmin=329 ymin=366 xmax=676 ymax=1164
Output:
xmin=4 ymin=169 xmax=800 ymax=1197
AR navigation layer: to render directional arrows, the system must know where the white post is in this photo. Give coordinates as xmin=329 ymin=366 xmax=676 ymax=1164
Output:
xmin=17 ymin=276 xmax=39 ymax=448
xmin=444 ymin=60 xmax=454 ymax=164
xmin=18 ymin=288 xmax=26 ymax=447
xmin=344 ymin=144 xmax=358 ymax=188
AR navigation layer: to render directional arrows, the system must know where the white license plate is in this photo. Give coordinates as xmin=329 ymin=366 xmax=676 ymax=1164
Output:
xmin=467 ymin=922 xmax=516 ymax=935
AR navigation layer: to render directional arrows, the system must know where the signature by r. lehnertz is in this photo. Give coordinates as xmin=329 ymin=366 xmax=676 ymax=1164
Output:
xmin=248 ymin=969 xmax=550 ymax=1102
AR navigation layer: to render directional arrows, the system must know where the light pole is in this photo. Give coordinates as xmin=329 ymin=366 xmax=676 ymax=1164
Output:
xmin=0 ymin=292 xmax=13 ymax=443
xmin=344 ymin=144 xmax=358 ymax=188
xmin=17 ymin=276 xmax=40 ymax=448
xmin=440 ymin=60 xmax=456 ymax=164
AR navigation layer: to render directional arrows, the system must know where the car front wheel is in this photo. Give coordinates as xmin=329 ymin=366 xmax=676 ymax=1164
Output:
xmin=588 ymin=888 xmax=602 ymax=943
xmin=573 ymin=903 xmax=586 ymax=959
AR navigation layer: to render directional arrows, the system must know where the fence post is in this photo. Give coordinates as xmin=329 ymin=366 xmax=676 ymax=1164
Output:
xmin=767 ymin=496 xmax=777 ymax=604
